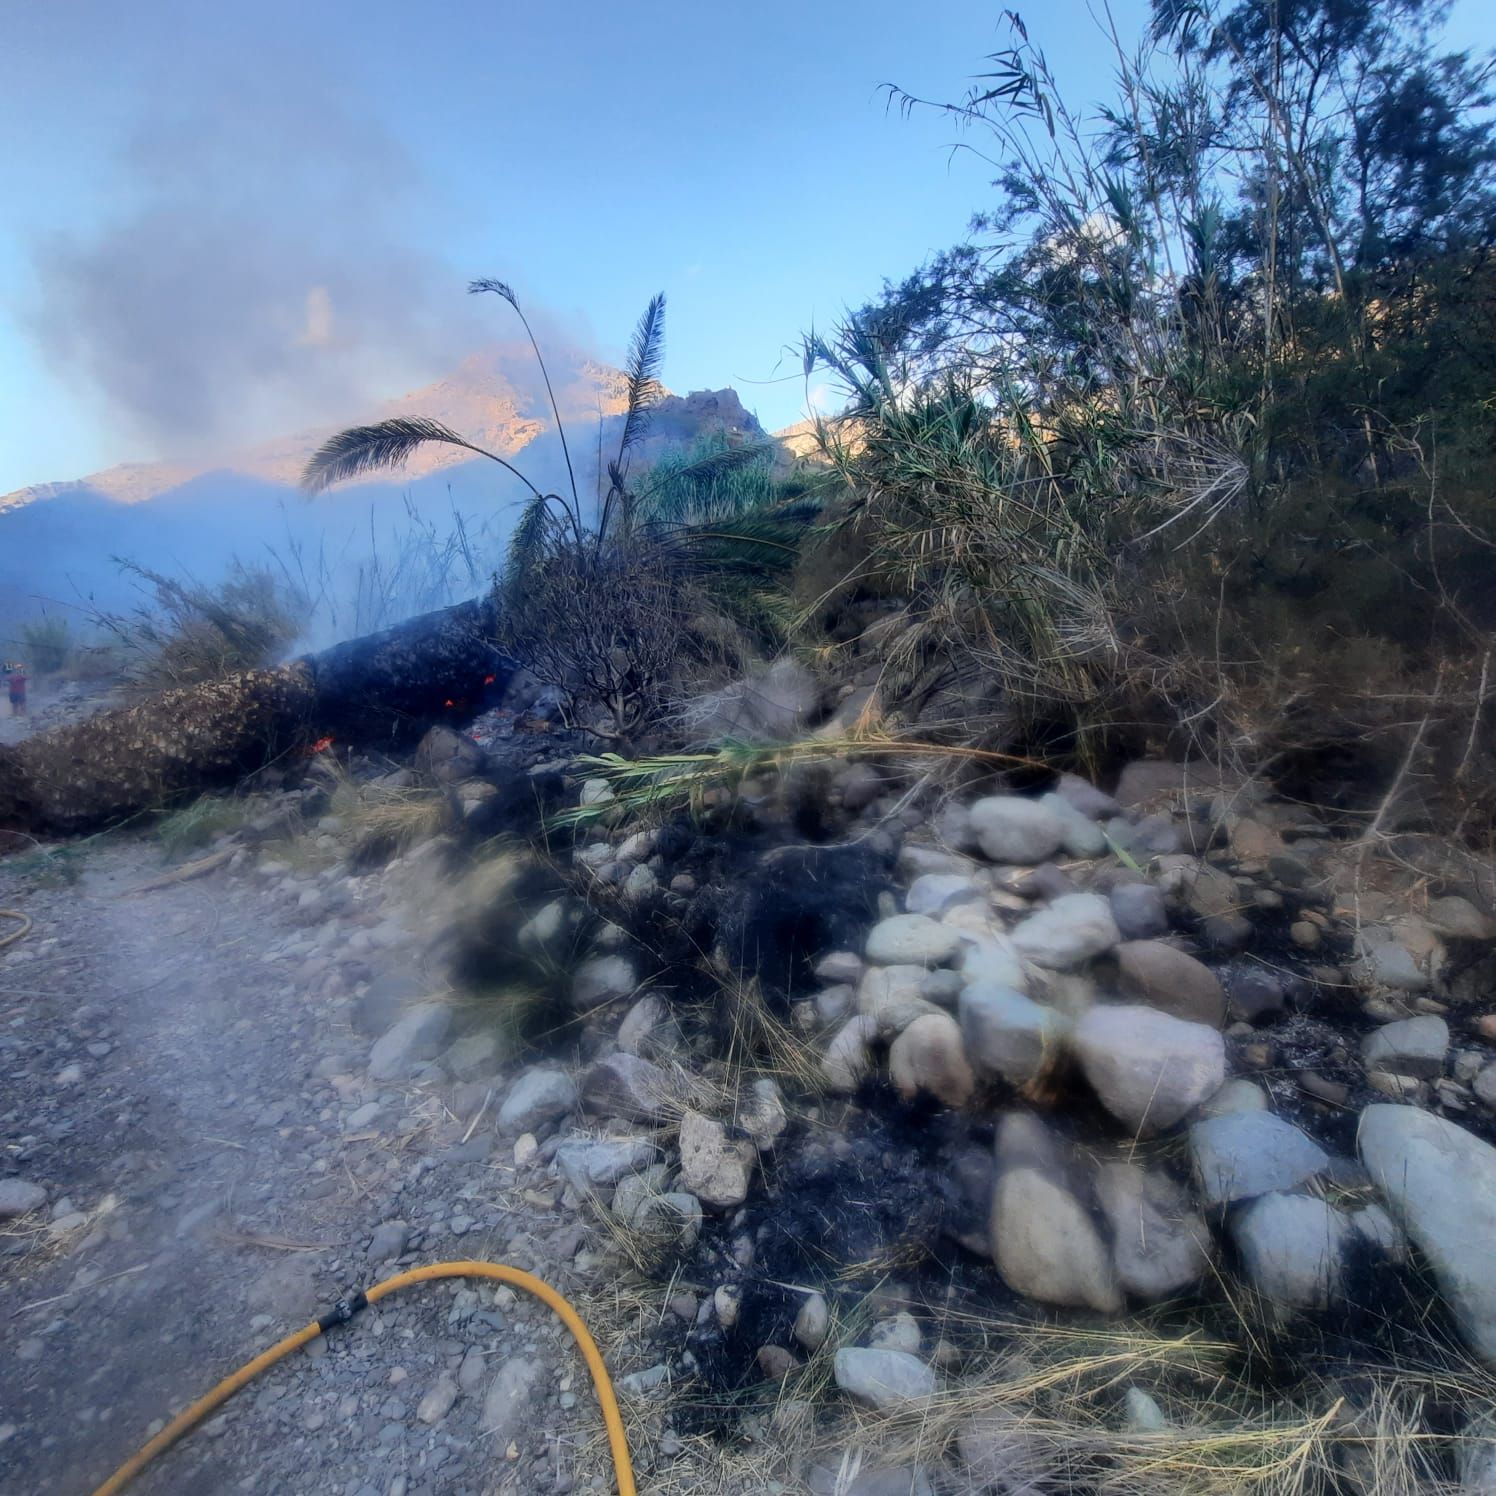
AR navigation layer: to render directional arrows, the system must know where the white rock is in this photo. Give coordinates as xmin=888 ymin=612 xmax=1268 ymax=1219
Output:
xmin=443 ymin=1031 xmax=503 ymax=1083
xmin=1190 ymin=1111 xmax=1329 ymax=1207
xmin=833 ymin=1347 xmax=936 ymax=1410
xmin=739 ymin=1078 xmax=788 ymax=1147
xmin=554 ymin=1137 xmax=658 ymax=1191
xmin=1071 ymin=1005 xmax=1225 ymax=1135
xmin=517 ymin=898 xmax=572 ymax=955
xmin=1351 ymin=1202 xmax=1408 ymax=1262
xmin=417 ymin=1373 xmax=460 ymax=1425
xmin=579 ymin=1053 xmax=678 ymax=1122
xmin=1094 ymin=1161 xmax=1209 ymax=1301
xmin=1054 ymin=773 xmax=1120 ymax=820
xmin=1359 ymin=1105 xmax=1496 ymax=1364
xmin=1124 ymin=1387 xmax=1170 ymax=1433
xmin=1109 ymin=882 xmax=1170 ymax=941
xmin=1009 ymin=893 xmax=1120 ymax=970
xmin=857 ymin=965 xmax=942 ymax=1037
xmin=0 ymin=1179 xmax=48 ymax=1220
xmin=497 ymin=1068 xmax=577 ymax=1133
xmin=1233 ymin=1193 xmax=1351 ymax=1312
xmin=967 ymin=796 xmax=1067 ymax=864
xmin=959 ymin=984 xmax=1068 ymax=1086
xmin=905 ymin=873 xmax=983 ymax=917
xmin=368 ymin=1003 xmax=452 ymax=1081
xmin=794 ymin=1291 xmax=831 ymax=1352
xmin=823 ymin=1015 xmax=878 ymax=1093
xmin=571 ymin=954 xmax=638 ymax=1011
xmin=633 ymin=1192 xmax=703 ymax=1252
xmin=1198 ymin=1078 xmax=1271 ymax=1120
xmin=889 ymin=1012 xmax=976 ymax=1107
xmin=616 ymin=993 xmax=677 ymax=1058
xmin=611 ymin=1166 xmax=670 ymax=1226
xmin=869 ymin=1312 xmax=922 ymax=1356
xmin=865 ymin=914 xmax=963 ymax=968
xmin=1356 ymin=936 xmax=1429 ymax=992
xmin=713 ymin=1284 xmax=742 ymax=1327
xmin=481 ymin=1356 xmax=542 ymax=1439
xmin=1476 ymin=1066 xmax=1496 ymax=1111
xmin=678 ymin=1111 xmax=755 ymax=1208
xmin=957 ymin=934 xmax=1029 ymax=993
xmin=616 ymin=828 xmax=657 ymax=861
xmin=1361 ymin=1016 xmax=1449 ymax=1078
xmin=990 ymin=1167 xmax=1122 ymax=1313
xmin=955 ymin=1412 xmax=1049 ymax=1490
xmin=1038 ymin=791 xmax=1108 ymax=857
xmin=815 ymin=950 xmax=864 ymax=986
xmin=1427 ymin=895 xmax=1496 ymax=939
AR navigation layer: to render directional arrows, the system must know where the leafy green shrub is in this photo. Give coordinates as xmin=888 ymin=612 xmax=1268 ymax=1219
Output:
xmin=93 ymin=562 xmax=310 ymax=693
xmin=20 ymin=617 xmax=72 ymax=674
xmin=803 ymin=0 xmax=1496 ymax=812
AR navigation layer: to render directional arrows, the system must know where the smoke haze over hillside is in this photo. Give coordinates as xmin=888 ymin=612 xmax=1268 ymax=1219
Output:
xmin=24 ymin=62 xmax=479 ymax=462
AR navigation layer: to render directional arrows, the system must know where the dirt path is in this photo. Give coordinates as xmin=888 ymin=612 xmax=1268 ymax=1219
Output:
xmin=0 ymin=836 xmax=623 ymax=1496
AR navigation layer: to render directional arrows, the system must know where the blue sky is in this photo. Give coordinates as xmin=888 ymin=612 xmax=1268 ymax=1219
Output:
xmin=0 ymin=0 xmax=1487 ymax=495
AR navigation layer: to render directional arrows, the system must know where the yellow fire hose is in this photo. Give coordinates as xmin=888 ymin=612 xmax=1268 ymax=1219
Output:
xmin=0 ymin=908 xmax=32 ymax=951
xmin=90 ymin=1260 xmax=637 ymax=1496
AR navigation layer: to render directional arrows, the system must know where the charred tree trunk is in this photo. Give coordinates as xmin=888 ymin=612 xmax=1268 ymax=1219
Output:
xmin=0 ymin=597 xmax=510 ymax=836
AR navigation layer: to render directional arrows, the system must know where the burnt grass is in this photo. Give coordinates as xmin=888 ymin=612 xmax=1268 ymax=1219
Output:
xmin=450 ymin=780 xmax=1491 ymax=1459
xmin=680 ymin=868 xmax=1474 ymax=1453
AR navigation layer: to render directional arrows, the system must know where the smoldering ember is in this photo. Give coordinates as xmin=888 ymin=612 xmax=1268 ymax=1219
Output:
xmin=5 ymin=3 xmax=1496 ymax=1494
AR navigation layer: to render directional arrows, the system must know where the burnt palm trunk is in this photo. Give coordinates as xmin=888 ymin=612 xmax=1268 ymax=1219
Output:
xmin=0 ymin=597 xmax=510 ymax=836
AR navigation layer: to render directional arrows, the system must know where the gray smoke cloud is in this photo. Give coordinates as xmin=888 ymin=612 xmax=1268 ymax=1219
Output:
xmin=26 ymin=66 xmax=475 ymax=460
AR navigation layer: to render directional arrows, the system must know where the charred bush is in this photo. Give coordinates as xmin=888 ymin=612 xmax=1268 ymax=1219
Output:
xmin=717 ymin=842 xmax=892 ymax=1005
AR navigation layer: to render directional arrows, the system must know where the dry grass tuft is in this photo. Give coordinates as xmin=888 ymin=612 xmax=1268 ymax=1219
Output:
xmin=154 ymin=794 xmax=252 ymax=859
xmin=327 ymin=769 xmax=452 ymax=854
xmin=713 ymin=962 xmax=828 ymax=1102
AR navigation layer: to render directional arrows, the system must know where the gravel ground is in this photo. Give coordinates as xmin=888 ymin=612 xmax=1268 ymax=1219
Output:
xmin=0 ymin=835 xmax=638 ymax=1496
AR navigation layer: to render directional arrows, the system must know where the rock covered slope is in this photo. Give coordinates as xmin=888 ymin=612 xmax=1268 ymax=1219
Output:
xmin=8 ymin=686 xmax=1496 ymax=1491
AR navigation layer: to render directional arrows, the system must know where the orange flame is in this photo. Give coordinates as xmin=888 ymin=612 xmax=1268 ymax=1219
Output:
xmin=308 ymin=735 xmax=335 ymax=754
xmin=483 ymin=674 xmax=496 ymax=685
xmin=444 ymin=698 xmax=456 ymax=708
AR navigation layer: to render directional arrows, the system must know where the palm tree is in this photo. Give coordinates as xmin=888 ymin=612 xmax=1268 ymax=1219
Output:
xmin=302 ymin=280 xmax=666 ymax=548
xmin=303 ymin=279 xmax=824 ymax=738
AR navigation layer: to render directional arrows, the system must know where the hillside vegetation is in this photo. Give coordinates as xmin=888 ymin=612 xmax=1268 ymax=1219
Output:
xmin=789 ymin=0 xmax=1496 ymax=832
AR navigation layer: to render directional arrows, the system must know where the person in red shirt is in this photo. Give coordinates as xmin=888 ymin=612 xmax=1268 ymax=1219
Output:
xmin=5 ymin=663 xmax=27 ymax=718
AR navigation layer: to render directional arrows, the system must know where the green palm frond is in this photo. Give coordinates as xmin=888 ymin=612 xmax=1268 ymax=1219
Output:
xmin=301 ymin=417 xmax=542 ymax=499
xmin=500 ymin=493 xmax=561 ymax=610
xmin=617 ymin=292 xmax=667 ymax=464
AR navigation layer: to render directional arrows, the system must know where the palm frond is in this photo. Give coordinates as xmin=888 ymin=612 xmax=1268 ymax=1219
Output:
xmin=467 ymin=277 xmax=518 ymax=308
xmin=499 ymin=493 xmax=560 ymax=610
xmin=301 ymin=417 xmax=541 ymax=499
xmin=616 ymin=292 xmax=667 ymax=467
xmin=469 ymin=277 xmax=581 ymax=522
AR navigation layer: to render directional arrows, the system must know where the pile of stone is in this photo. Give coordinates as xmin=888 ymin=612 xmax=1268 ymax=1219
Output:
xmin=784 ymin=765 xmax=1496 ymax=1354
xmin=342 ymin=739 xmax=1496 ymax=1486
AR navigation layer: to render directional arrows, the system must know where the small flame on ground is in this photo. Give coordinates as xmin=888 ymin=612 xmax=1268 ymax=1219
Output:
xmin=444 ymin=699 xmax=456 ymax=708
xmin=483 ymin=674 xmax=496 ymax=685
xmin=308 ymin=735 xmax=335 ymax=754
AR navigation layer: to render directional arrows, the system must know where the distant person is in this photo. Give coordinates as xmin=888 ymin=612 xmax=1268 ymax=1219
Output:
xmin=6 ymin=663 xmax=27 ymax=718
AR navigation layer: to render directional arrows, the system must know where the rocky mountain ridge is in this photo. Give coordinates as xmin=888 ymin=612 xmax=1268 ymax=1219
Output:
xmin=0 ymin=352 xmax=773 ymax=645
